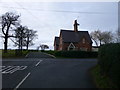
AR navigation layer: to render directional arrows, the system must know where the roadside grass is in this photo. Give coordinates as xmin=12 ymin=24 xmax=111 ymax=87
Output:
xmin=0 ymin=50 xmax=2 ymax=55
xmin=91 ymin=65 xmax=118 ymax=88
xmin=2 ymin=49 xmax=40 ymax=58
xmin=1 ymin=50 xmax=33 ymax=58
xmin=2 ymin=50 xmax=27 ymax=58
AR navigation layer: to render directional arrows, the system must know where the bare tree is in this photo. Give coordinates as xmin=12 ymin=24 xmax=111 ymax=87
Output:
xmin=90 ymin=32 xmax=99 ymax=46
xmin=90 ymin=30 xmax=103 ymax=46
xmin=13 ymin=25 xmax=26 ymax=53
xmin=90 ymin=30 xmax=113 ymax=46
xmin=102 ymin=31 xmax=113 ymax=44
xmin=12 ymin=26 xmax=37 ymax=51
xmin=0 ymin=12 xmax=20 ymax=53
xmin=37 ymin=44 xmax=49 ymax=51
xmin=24 ymin=28 xmax=37 ymax=50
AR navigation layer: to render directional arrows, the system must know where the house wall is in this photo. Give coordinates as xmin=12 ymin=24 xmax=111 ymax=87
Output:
xmin=62 ymin=43 xmax=70 ymax=50
xmin=58 ymin=34 xmax=63 ymax=50
xmin=54 ymin=45 xmax=59 ymax=50
xmin=77 ymin=42 xmax=92 ymax=51
xmin=59 ymin=42 xmax=92 ymax=51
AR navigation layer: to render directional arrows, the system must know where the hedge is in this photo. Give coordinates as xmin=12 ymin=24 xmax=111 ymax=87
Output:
xmin=98 ymin=43 xmax=120 ymax=87
xmin=43 ymin=50 xmax=98 ymax=58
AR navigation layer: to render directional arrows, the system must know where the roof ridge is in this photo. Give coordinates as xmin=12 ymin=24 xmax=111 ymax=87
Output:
xmin=60 ymin=29 xmax=88 ymax=32
xmin=60 ymin=29 xmax=73 ymax=31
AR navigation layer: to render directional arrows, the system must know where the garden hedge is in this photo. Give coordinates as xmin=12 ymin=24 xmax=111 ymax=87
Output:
xmin=43 ymin=50 xmax=98 ymax=58
xmin=98 ymin=43 xmax=120 ymax=87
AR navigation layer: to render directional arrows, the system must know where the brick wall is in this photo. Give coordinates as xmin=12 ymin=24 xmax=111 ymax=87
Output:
xmin=59 ymin=42 xmax=92 ymax=51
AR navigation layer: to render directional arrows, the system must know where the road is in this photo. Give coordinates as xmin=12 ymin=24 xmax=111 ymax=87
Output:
xmin=2 ymin=58 xmax=97 ymax=89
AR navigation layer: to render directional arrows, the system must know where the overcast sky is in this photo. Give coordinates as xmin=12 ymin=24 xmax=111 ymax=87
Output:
xmin=0 ymin=1 xmax=118 ymax=50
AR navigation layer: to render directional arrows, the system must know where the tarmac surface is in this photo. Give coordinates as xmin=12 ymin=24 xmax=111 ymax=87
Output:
xmin=2 ymin=52 xmax=97 ymax=89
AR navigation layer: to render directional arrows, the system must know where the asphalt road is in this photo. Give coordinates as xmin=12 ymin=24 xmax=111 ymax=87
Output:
xmin=2 ymin=58 xmax=97 ymax=89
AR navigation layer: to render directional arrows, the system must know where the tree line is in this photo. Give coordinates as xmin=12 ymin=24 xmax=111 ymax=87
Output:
xmin=90 ymin=29 xmax=120 ymax=46
xmin=0 ymin=12 xmax=38 ymax=53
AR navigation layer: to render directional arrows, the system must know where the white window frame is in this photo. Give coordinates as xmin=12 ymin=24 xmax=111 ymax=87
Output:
xmin=68 ymin=43 xmax=76 ymax=51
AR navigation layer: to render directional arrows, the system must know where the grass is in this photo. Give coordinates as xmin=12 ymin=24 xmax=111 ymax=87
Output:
xmin=2 ymin=49 xmax=29 ymax=58
xmin=91 ymin=65 xmax=118 ymax=88
xmin=2 ymin=49 xmax=40 ymax=58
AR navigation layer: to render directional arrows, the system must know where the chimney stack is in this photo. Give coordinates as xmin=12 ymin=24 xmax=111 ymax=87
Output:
xmin=74 ymin=20 xmax=79 ymax=32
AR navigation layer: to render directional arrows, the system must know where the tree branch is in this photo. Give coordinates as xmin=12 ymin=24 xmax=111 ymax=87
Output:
xmin=2 ymin=25 xmax=6 ymax=35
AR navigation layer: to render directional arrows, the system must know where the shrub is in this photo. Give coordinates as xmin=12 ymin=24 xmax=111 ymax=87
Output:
xmin=44 ymin=50 xmax=98 ymax=58
xmin=98 ymin=43 xmax=120 ymax=87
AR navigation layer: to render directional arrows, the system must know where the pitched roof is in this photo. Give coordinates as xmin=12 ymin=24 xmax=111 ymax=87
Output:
xmin=60 ymin=29 xmax=92 ymax=43
xmin=54 ymin=37 xmax=59 ymax=45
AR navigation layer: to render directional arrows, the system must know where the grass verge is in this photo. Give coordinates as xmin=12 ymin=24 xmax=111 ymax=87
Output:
xmin=91 ymin=65 xmax=118 ymax=88
xmin=2 ymin=50 xmax=28 ymax=58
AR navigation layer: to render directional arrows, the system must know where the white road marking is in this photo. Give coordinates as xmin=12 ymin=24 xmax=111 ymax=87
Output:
xmin=7 ymin=67 xmax=20 ymax=74
xmin=35 ymin=60 xmax=42 ymax=66
xmin=19 ymin=66 xmax=27 ymax=70
xmin=0 ymin=66 xmax=12 ymax=71
xmin=1 ymin=66 xmax=27 ymax=74
xmin=2 ymin=66 xmax=16 ymax=73
xmin=0 ymin=66 xmax=5 ymax=71
xmin=10 ymin=66 xmax=27 ymax=74
xmin=14 ymin=72 xmax=31 ymax=90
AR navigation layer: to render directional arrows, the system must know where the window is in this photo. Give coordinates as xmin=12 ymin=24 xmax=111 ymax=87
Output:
xmin=68 ymin=43 xmax=75 ymax=51
xmin=83 ymin=38 xmax=85 ymax=44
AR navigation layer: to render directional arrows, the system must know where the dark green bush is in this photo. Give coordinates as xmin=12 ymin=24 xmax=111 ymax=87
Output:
xmin=44 ymin=50 xmax=98 ymax=58
xmin=98 ymin=43 xmax=120 ymax=87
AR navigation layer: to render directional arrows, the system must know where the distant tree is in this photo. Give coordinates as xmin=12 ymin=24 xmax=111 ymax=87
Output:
xmin=36 ymin=46 xmax=40 ymax=51
xmin=11 ymin=26 xmax=37 ymax=51
xmin=13 ymin=25 xmax=26 ymax=53
xmin=0 ymin=12 xmax=20 ymax=53
xmin=90 ymin=30 xmax=103 ymax=46
xmin=24 ymin=28 xmax=37 ymax=50
xmin=90 ymin=32 xmax=99 ymax=46
xmin=102 ymin=31 xmax=113 ymax=44
xmin=115 ymin=29 xmax=120 ymax=43
xmin=90 ymin=30 xmax=113 ymax=46
xmin=37 ymin=44 xmax=49 ymax=51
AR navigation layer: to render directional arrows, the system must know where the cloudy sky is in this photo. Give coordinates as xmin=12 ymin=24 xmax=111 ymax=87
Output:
xmin=0 ymin=0 xmax=118 ymax=50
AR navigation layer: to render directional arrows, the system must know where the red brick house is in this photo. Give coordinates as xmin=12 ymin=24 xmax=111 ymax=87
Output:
xmin=54 ymin=20 xmax=92 ymax=51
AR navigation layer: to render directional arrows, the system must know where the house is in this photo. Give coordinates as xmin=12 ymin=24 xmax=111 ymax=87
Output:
xmin=54 ymin=20 xmax=92 ymax=51
xmin=54 ymin=37 xmax=60 ymax=50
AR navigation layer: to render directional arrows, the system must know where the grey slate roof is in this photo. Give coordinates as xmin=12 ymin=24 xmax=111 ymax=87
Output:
xmin=54 ymin=37 xmax=59 ymax=45
xmin=60 ymin=30 xmax=92 ymax=43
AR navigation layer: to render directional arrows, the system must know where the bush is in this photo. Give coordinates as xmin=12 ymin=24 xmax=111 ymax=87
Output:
xmin=98 ymin=43 xmax=120 ymax=87
xmin=44 ymin=50 xmax=98 ymax=58
xmin=91 ymin=65 xmax=118 ymax=88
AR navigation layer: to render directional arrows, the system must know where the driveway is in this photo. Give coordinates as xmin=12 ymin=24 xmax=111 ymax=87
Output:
xmin=2 ymin=58 xmax=97 ymax=89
